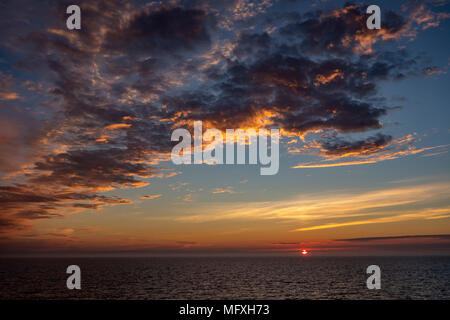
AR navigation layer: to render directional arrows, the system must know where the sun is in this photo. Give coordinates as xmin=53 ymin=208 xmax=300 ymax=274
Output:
xmin=301 ymin=249 xmax=309 ymax=256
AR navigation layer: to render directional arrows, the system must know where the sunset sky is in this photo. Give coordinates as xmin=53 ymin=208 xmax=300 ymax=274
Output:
xmin=0 ymin=0 xmax=449 ymax=256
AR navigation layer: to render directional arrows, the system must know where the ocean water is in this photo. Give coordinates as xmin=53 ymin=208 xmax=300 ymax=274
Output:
xmin=0 ymin=256 xmax=449 ymax=299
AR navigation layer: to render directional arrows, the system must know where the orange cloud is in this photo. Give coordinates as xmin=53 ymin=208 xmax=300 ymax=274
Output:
xmin=141 ymin=194 xmax=162 ymax=200
xmin=313 ymin=69 xmax=344 ymax=86
xmin=211 ymin=187 xmax=235 ymax=194
xmin=175 ymin=183 xmax=450 ymax=228
xmin=295 ymin=207 xmax=450 ymax=232
xmin=0 ymin=92 xmax=19 ymax=100
xmin=104 ymin=123 xmax=132 ymax=130
xmin=293 ymin=159 xmax=377 ymax=168
xmin=292 ymin=132 xmax=449 ymax=169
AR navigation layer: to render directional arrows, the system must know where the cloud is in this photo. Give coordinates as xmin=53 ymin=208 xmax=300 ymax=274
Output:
xmin=0 ymin=72 xmax=20 ymax=100
xmin=423 ymin=66 xmax=447 ymax=76
xmin=211 ymin=187 xmax=235 ymax=194
xmin=0 ymin=1 xmax=444 ymax=234
xmin=292 ymin=133 xmax=449 ymax=168
xmin=405 ymin=0 xmax=450 ymax=31
xmin=335 ymin=234 xmax=450 ymax=242
xmin=104 ymin=123 xmax=133 ymax=130
xmin=0 ymin=107 xmax=43 ymax=172
xmin=272 ymin=242 xmax=301 ymax=245
xmin=320 ymin=134 xmax=393 ymax=157
xmin=31 ymin=148 xmax=152 ymax=190
xmin=0 ymin=183 xmax=130 ymax=233
xmin=295 ymin=207 xmax=450 ymax=231
xmin=174 ymin=183 xmax=450 ymax=231
xmin=141 ymin=194 xmax=162 ymax=200
xmin=102 ymin=6 xmax=216 ymax=56
xmin=176 ymin=240 xmax=197 ymax=246
xmin=280 ymin=4 xmax=407 ymax=55
xmin=45 ymin=228 xmax=75 ymax=237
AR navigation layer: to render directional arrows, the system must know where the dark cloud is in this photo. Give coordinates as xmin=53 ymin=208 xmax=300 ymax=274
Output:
xmin=0 ymin=183 xmax=130 ymax=233
xmin=103 ymin=6 xmax=216 ymax=56
xmin=232 ymin=32 xmax=272 ymax=59
xmin=280 ymin=4 xmax=406 ymax=55
xmin=321 ymin=133 xmax=393 ymax=156
xmin=31 ymin=148 xmax=153 ymax=190
xmin=159 ymin=12 xmax=417 ymax=134
xmin=0 ymin=106 xmax=43 ymax=173
xmin=161 ymin=50 xmax=398 ymax=134
xmin=0 ymin=216 xmax=31 ymax=233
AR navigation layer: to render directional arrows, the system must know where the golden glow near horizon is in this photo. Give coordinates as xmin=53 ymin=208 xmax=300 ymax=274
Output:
xmin=3 ymin=179 xmax=447 ymax=255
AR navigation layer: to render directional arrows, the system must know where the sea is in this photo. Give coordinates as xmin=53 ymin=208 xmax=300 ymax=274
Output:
xmin=0 ymin=256 xmax=449 ymax=299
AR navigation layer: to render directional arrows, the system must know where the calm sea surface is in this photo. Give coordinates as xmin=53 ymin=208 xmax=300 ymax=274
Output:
xmin=1 ymin=256 xmax=449 ymax=299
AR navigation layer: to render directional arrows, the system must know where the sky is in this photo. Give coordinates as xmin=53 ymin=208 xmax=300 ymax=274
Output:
xmin=0 ymin=0 xmax=449 ymax=256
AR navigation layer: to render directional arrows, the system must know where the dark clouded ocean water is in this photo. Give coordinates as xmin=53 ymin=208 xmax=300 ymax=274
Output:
xmin=1 ymin=256 xmax=449 ymax=299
